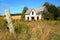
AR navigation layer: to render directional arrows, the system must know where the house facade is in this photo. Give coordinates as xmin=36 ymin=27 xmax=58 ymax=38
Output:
xmin=25 ymin=6 xmax=46 ymax=21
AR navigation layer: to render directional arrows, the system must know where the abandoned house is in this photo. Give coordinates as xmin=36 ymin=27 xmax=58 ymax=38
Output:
xmin=25 ymin=6 xmax=47 ymax=21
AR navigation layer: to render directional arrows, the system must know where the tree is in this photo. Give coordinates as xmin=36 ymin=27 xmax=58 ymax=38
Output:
xmin=22 ymin=6 xmax=28 ymax=14
xmin=43 ymin=2 xmax=58 ymax=20
xmin=44 ymin=12 xmax=54 ymax=20
xmin=57 ymin=7 xmax=60 ymax=20
xmin=22 ymin=6 xmax=28 ymax=20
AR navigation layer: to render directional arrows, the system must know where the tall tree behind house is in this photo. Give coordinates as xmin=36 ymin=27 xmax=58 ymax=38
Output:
xmin=22 ymin=6 xmax=28 ymax=20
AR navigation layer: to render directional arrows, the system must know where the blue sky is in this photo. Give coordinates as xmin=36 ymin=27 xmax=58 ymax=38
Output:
xmin=0 ymin=0 xmax=60 ymax=15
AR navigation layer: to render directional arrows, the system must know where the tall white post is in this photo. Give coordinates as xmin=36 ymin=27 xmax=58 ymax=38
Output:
xmin=5 ymin=9 xmax=14 ymax=34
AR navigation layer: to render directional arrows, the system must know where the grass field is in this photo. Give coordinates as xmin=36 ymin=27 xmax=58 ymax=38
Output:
xmin=0 ymin=17 xmax=60 ymax=40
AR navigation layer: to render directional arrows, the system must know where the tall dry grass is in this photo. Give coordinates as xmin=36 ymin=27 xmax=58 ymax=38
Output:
xmin=0 ymin=17 xmax=60 ymax=40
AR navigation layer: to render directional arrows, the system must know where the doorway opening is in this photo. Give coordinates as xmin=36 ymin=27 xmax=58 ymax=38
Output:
xmin=27 ymin=17 xmax=29 ymax=20
xmin=37 ymin=16 xmax=39 ymax=20
xmin=31 ymin=17 xmax=34 ymax=20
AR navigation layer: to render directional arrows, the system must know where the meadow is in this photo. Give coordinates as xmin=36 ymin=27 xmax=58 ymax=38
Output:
xmin=0 ymin=17 xmax=60 ymax=40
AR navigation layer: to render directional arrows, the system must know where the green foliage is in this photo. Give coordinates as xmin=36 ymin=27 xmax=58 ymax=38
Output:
xmin=22 ymin=6 xmax=28 ymax=20
xmin=44 ymin=12 xmax=54 ymax=20
xmin=57 ymin=7 xmax=60 ymax=20
xmin=43 ymin=2 xmax=49 ymax=7
xmin=57 ymin=16 xmax=60 ymax=20
xmin=43 ymin=2 xmax=58 ymax=20
xmin=22 ymin=6 xmax=28 ymax=14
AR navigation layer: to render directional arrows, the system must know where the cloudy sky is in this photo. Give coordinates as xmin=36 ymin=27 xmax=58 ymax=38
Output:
xmin=0 ymin=0 xmax=60 ymax=15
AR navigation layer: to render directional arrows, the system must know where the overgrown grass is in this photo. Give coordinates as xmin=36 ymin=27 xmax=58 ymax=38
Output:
xmin=0 ymin=17 xmax=7 ymax=31
xmin=50 ymin=32 xmax=60 ymax=40
xmin=0 ymin=17 xmax=60 ymax=40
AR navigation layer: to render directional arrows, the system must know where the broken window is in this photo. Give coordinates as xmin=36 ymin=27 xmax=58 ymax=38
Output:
xmin=32 ymin=11 xmax=34 ymax=15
